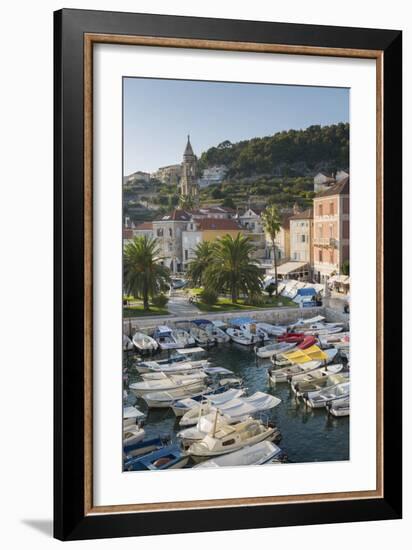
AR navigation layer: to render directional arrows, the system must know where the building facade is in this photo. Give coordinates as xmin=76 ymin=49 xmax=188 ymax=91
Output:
xmin=313 ymin=177 xmax=350 ymax=282
xmin=152 ymin=210 xmax=192 ymax=273
xmin=289 ymin=208 xmax=313 ymax=264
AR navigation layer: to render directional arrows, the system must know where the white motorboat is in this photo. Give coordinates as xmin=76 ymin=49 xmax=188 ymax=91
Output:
xmin=290 ymin=315 xmax=326 ymax=327
xmin=129 ymin=375 xmax=206 ymax=397
xmin=191 ymin=319 xmax=230 ymax=343
xmin=187 ymin=416 xmax=280 ymax=459
xmin=305 ymin=381 xmax=350 ymax=408
xmin=140 ymin=370 xmax=208 ymax=382
xmin=153 ymin=325 xmax=180 ymax=350
xmin=194 ymin=441 xmax=283 ymax=468
xmin=226 ymin=327 xmax=262 ymax=346
xmin=268 ymin=360 xmax=322 ymax=385
xmin=174 ymin=328 xmax=196 ymax=347
xmin=239 ymin=324 xmax=270 ymax=341
xmin=171 ymin=388 xmax=245 ymax=417
xmin=292 ymin=369 xmax=347 ymax=397
xmin=123 ymin=334 xmax=134 ymax=351
xmin=179 ymin=391 xmax=281 ymax=427
xmin=136 ymin=360 xmax=207 ymax=376
xmin=319 ymin=332 xmax=350 ymax=347
xmin=190 ymin=324 xmax=215 ymax=346
xmin=132 ymin=332 xmax=158 ymax=352
xmin=255 ymin=323 xmax=285 ymax=336
xmin=141 ymin=386 xmax=210 ymax=409
xmin=123 ymin=406 xmax=146 ymax=446
xmin=327 ymin=396 xmax=350 ymax=417
xmin=255 ymin=341 xmax=296 ymax=359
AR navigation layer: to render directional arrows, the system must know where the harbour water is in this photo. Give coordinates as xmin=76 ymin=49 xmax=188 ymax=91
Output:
xmin=124 ymin=342 xmax=349 ymax=465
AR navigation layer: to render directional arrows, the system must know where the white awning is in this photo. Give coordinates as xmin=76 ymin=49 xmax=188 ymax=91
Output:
xmin=276 ymin=261 xmax=309 ymax=276
xmin=329 ymin=275 xmax=350 ymax=285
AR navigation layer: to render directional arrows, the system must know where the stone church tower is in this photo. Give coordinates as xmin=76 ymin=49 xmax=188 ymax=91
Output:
xmin=180 ymin=135 xmax=199 ymax=200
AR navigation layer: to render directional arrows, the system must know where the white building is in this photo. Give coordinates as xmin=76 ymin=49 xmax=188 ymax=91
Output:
xmin=198 ymin=165 xmax=227 ymax=188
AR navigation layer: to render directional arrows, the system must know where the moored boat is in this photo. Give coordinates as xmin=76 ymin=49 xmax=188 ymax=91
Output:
xmin=268 ymin=360 xmax=322 ymax=385
xmin=124 ymin=445 xmax=189 ymax=471
xmin=194 ymin=441 xmax=283 ymax=468
xmin=292 ymin=369 xmax=347 ymax=397
xmin=153 ymin=325 xmax=180 ymax=350
xmin=186 ymin=416 xmax=280 ymax=459
xmin=305 ymin=381 xmax=350 ymax=408
xmin=129 ymin=375 xmax=207 ymax=397
xmin=171 ymin=388 xmax=245 ymax=417
xmin=132 ymin=332 xmax=158 ymax=352
xmin=123 ymin=334 xmax=134 ymax=351
xmin=255 ymin=341 xmax=296 ymax=359
xmin=326 ymin=396 xmax=350 ymax=417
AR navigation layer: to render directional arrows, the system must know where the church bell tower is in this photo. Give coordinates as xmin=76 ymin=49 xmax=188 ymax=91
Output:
xmin=180 ymin=135 xmax=199 ymax=201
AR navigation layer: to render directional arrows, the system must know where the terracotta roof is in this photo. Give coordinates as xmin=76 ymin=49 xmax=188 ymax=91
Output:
xmin=161 ymin=209 xmax=191 ymax=221
xmin=315 ymin=177 xmax=350 ymax=198
xmin=290 ymin=208 xmax=313 ymax=220
xmin=135 ymin=222 xmax=153 ymax=230
xmin=197 ymin=218 xmax=243 ymax=231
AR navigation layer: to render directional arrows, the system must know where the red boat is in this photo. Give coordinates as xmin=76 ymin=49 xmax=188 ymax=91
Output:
xmin=277 ymin=332 xmax=304 ymax=343
xmin=297 ymin=335 xmax=317 ymax=349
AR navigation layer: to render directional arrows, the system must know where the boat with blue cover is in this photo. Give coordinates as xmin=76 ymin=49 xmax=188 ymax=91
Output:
xmin=124 ymin=444 xmax=189 ymax=471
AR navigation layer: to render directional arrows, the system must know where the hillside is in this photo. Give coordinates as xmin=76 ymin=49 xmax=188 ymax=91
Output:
xmin=198 ymin=123 xmax=349 ymax=178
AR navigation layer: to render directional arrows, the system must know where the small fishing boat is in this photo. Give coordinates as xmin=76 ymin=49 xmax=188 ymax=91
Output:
xmin=277 ymin=332 xmax=305 ymax=343
xmin=239 ymin=323 xmax=270 ymax=341
xmin=171 ymin=388 xmax=245 ymax=417
xmin=268 ymin=360 xmax=322 ymax=385
xmin=129 ymin=375 xmax=207 ymax=397
xmin=227 ymin=327 xmax=264 ymax=346
xmin=123 ymin=405 xmax=146 ymax=447
xmin=305 ymin=381 xmax=350 ymax=408
xmin=124 ymin=444 xmax=189 ymax=471
xmin=271 ymin=345 xmax=336 ymax=368
xmin=291 ymin=368 xmax=347 ymax=397
xmin=255 ymin=323 xmax=285 ymax=336
xmin=194 ymin=441 xmax=283 ymax=469
xmin=132 ymin=332 xmax=158 ymax=352
xmin=319 ymin=332 xmax=350 ymax=347
xmin=298 ymin=335 xmax=318 ymax=349
xmin=187 ymin=416 xmax=280 ymax=459
xmin=173 ymin=328 xmax=196 ymax=347
xmin=191 ymin=319 xmax=230 ymax=343
xmin=136 ymin=360 xmax=206 ymax=376
xmin=141 ymin=385 xmax=210 ymax=408
xmin=179 ymin=391 xmax=281 ymax=427
xmin=327 ymin=396 xmax=350 ymax=417
xmin=255 ymin=341 xmax=296 ymax=359
xmin=123 ymin=334 xmax=134 ymax=351
xmin=140 ymin=370 xmax=208 ymax=382
xmin=190 ymin=324 xmax=215 ymax=346
xmin=153 ymin=325 xmax=180 ymax=350
xmin=123 ymin=436 xmax=170 ymax=459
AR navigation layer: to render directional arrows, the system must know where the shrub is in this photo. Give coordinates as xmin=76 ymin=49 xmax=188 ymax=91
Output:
xmin=245 ymin=292 xmax=265 ymax=306
xmin=265 ymin=283 xmax=277 ymax=297
xmin=199 ymin=288 xmax=218 ymax=306
xmin=151 ymin=294 xmax=169 ymax=308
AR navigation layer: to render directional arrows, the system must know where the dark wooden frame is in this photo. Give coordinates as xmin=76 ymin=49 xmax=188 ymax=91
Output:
xmin=54 ymin=8 xmax=402 ymax=541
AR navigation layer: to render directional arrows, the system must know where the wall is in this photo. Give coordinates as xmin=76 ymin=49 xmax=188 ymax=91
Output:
xmin=1 ymin=1 xmax=409 ymax=549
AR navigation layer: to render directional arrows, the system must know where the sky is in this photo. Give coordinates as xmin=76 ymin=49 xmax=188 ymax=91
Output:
xmin=123 ymin=77 xmax=349 ymax=175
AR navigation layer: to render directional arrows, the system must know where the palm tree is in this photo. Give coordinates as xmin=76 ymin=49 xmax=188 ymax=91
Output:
xmin=261 ymin=204 xmax=282 ymax=296
xmin=179 ymin=194 xmax=196 ymax=210
xmin=123 ymin=235 xmax=170 ymax=311
xmin=187 ymin=241 xmax=214 ymax=287
xmin=204 ymin=234 xmax=262 ymax=303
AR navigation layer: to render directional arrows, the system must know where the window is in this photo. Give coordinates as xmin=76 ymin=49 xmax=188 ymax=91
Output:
xmin=318 ymin=224 xmax=323 ymax=239
xmin=156 ymin=228 xmax=163 ymax=237
xmin=222 ymin=439 xmax=236 ymax=447
xmin=329 ymin=224 xmax=333 ymax=237
xmin=329 ymin=250 xmax=334 ymax=263
xmin=168 ymin=228 xmax=173 ymax=237
xmin=301 ymin=234 xmax=306 ymax=243
xmin=168 ymin=243 xmax=173 ymax=252
xmin=184 ymin=250 xmax=188 ymax=261
xmin=329 ymin=201 xmax=334 ymax=215
xmin=318 ymin=204 xmax=323 ymax=216
xmin=319 ymin=249 xmax=323 ymax=262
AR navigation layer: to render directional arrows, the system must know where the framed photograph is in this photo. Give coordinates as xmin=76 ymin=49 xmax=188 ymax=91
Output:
xmin=54 ymin=9 xmax=402 ymax=541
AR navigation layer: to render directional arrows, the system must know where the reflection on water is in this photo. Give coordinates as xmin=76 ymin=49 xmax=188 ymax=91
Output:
xmin=124 ymin=342 xmax=349 ymax=464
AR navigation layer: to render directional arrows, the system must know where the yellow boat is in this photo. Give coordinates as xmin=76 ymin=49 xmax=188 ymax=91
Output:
xmin=272 ymin=345 xmax=328 ymax=367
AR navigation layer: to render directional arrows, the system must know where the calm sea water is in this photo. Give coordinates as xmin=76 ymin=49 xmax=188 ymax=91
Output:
xmin=124 ymin=343 xmax=349 ymax=464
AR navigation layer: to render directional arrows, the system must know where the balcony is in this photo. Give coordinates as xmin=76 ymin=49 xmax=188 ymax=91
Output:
xmin=314 ymin=237 xmax=338 ymax=248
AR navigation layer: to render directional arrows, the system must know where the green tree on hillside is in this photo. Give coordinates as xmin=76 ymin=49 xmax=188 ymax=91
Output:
xmin=261 ymin=204 xmax=282 ymax=296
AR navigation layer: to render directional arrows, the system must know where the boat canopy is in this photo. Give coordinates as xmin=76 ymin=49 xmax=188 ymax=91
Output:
xmin=154 ymin=325 xmax=172 ymax=335
xmin=297 ymin=287 xmax=317 ymax=297
xmin=123 ymin=406 xmax=145 ymax=419
xmin=230 ymin=317 xmax=256 ymax=326
xmin=281 ymin=345 xmax=328 ymax=363
xmin=192 ymin=319 xmax=213 ymax=326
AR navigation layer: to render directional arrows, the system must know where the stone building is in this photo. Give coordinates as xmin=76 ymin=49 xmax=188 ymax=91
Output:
xmin=313 ymin=177 xmax=350 ymax=282
xmin=289 ymin=208 xmax=314 ymax=264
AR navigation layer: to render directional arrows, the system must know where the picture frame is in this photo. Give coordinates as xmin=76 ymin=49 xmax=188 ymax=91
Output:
xmin=54 ymin=8 xmax=402 ymax=541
